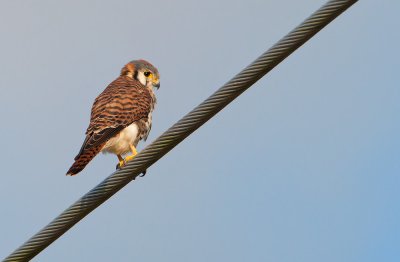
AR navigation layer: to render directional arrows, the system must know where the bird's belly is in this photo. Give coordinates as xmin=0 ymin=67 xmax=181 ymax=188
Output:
xmin=102 ymin=123 xmax=139 ymax=155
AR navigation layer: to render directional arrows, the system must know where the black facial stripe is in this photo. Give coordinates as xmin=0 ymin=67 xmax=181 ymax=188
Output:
xmin=133 ymin=70 xmax=138 ymax=80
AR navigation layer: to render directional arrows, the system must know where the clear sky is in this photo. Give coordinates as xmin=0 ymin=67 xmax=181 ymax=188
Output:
xmin=1 ymin=0 xmax=399 ymax=261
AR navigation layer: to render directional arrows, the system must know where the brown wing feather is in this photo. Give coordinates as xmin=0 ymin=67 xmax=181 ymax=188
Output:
xmin=67 ymin=142 xmax=106 ymax=176
xmin=67 ymin=76 xmax=153 ymax=176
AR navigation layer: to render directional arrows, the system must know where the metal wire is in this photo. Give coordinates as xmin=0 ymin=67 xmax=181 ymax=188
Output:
xmin=3 ymin=0 xmax=358 ymax=261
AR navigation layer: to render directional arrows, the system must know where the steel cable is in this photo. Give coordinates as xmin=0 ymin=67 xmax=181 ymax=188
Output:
xmin=3 ymin=0 xmax=358 ymax=260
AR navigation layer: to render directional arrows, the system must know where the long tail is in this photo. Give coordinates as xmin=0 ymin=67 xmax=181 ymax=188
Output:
xmin=66 ymin=144 xmax=104 ymax=176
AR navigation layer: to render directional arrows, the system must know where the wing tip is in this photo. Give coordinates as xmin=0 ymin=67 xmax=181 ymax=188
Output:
xmin=66 ymin=162 xmax=83 ymax=176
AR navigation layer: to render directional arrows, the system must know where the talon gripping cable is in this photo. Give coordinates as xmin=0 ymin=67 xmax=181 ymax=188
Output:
xmin=3 ymin=0 xmax=358 ymax=261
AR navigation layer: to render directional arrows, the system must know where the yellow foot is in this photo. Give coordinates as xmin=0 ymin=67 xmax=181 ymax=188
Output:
xmin=116 ymin=154 xmax=137 ymax=170
xmin=116 ymin=159 xmax=125 ymax=170
xmin=125 ymin=154 xmax=136 ymax=162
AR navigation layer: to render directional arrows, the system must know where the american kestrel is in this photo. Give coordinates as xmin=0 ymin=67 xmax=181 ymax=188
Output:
xmin=66 ymin=60 xmax=160 ymax=176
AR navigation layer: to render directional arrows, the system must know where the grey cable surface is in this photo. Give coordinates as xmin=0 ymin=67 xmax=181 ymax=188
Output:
xmin=3 ymin=0 xmax=358 ymax=261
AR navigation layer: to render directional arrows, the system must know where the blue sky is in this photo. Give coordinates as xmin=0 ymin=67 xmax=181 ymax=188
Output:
xmin=1 ymin=0 xmax=399 ymax=261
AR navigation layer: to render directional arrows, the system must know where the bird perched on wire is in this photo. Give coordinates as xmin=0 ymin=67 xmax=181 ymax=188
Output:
xmin=66 ymin=60 xmax=160 ymax=176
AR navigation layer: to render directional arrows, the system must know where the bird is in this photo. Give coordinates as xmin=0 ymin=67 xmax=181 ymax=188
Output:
xmin=66 ymin=59 xmax=160 ymax=176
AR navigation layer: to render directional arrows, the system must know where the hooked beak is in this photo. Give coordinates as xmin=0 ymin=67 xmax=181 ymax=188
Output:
xmin=150 ymin=74 xmax=160 ymax=89
xmin=153 ymin=81 xmax=160 ymax=89
xmin=153 ymin=82 xmax=160 ymax=89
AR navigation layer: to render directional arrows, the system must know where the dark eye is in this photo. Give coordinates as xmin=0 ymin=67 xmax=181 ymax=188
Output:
xmin=144 ymin=71 xmax=151 ymax=77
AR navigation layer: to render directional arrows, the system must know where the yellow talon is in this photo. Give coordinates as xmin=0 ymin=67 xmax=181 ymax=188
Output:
xmin=118 ymin=160 xmax=125 ymax=167
xmin=116 ymin=155 xmax=125 ymax=169
xmin=125 ymin=143 xmax=138 ymax=162
xmin=125 ymin=154 xmax=136 ymax=162
xmin=116 ymin=145 xmax=138 ymax=170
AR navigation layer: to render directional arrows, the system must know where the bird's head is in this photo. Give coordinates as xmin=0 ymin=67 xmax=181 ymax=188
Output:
xmin=121 ymin=59 xmax=160 ymax=89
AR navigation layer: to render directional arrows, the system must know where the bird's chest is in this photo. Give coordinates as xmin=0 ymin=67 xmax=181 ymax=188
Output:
xmin=102 ymin=123 xmax=140 ymax=155
xmin=123 ymin=123 xmax=141 ymax=143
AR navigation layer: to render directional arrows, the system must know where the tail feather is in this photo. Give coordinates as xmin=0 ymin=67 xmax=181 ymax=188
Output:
xmin=66 ymin=144 xmax=104 ymax=176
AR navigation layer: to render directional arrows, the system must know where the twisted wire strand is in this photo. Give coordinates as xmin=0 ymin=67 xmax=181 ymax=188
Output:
xmin=3 ymin=0 xmax=358 ymax=261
